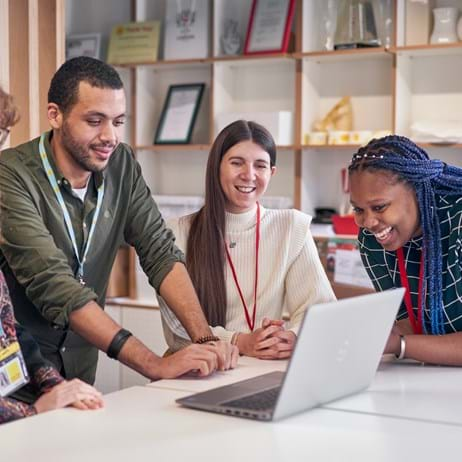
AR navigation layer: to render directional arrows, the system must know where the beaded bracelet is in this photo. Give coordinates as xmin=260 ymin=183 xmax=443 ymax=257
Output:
xmin=231 ymin=332 xmax=241 ymax=346
xmin=195 ymin=335 xmax=220 ymax=344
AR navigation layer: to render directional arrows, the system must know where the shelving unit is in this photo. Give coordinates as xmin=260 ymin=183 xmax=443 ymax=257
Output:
xmin=64 ymin=0 xmax=462 ymax=301
xmin=1 ymin=0 xmax=65 ymax=147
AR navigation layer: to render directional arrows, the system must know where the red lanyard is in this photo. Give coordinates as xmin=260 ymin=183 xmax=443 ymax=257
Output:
xmin=396 ymin=247 xmax=424 ymax=335
xmin=224 ymin=202 xmax=261 ymax=331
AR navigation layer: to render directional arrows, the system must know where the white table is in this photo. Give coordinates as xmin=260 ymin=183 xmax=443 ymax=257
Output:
xmin=3 ymin=385 xmax=462 ymax=462
xmin=149 ymin=355 xmax=462 ymax=427
xmin=147 ymin=355 xmax=288 ymax=393
xmin=325 ymin=358 xmax=462 ymax=426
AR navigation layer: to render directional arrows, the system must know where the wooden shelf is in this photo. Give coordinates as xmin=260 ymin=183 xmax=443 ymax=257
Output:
xmin=302 ymin=142 xmax=462 ymax=151
xmin=276 ymin=145 xmax=297 ymax=150
xmin=113 ymin=44 xmax=462 ymax=68
xmin=296 ymin=47 xmax=391 ymax=63
xmin=136 ymin=144 xmax=300 ymax=152
xmin=136 ymin=144 xmax=211 ymax=152
xmin=116 ymin=57 xmax=213 ymax=70
xmin=302 ymin=144 xmax=361 ymax=150
xmin=392 ymin=43 xmax=462 ymax=58
xmin=418 ymin=142 xmax=462 ymax=149
xmin=106 ymin=297 xmax=159 ymax=311
xmin=116 ymin=53 xmax=295 ymax=70
xmin=213 ymin=52 xmax=294 ymax=62
xmin=117 ymin=49 xmax=392 ymax=69
xmin=213 ymin=53 xmax=295 ymax=70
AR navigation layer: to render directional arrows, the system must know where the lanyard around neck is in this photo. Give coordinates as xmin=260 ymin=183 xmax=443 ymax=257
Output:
xmin=396 ymin=247 xmax=424 ymax=335
xmin=224 ymin=203 xmax=261 ymax=331
xmin=39 ymin=133 xmax=104 ymax=285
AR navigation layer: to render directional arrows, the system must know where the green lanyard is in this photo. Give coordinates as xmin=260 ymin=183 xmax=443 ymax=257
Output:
xmin=39 ymin=133 xmax=104 ymax=285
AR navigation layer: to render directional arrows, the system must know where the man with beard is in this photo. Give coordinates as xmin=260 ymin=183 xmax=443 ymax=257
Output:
xmin=0 ymin=57 xmax=237 ymax=402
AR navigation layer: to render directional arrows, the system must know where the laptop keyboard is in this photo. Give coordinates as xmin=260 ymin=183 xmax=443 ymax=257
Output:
xmin=222 ymin=386 xmax=281 ymax=411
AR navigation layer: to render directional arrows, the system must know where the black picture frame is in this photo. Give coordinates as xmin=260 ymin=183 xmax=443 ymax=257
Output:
xmin=154 ymin=83 xmax=205 ymax=144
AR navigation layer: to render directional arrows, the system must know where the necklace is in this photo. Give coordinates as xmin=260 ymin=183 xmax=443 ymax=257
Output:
xmin=39 ymin=133 xmax=104 ymax=285
xmin=225 ymin=203 xmax=261 ymax=331
xmin=396 ymin=247 xmax=424 ymax=335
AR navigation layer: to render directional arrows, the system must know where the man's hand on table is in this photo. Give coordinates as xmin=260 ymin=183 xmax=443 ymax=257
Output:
xmin=157 ymin=341 xmax=239 ymax=379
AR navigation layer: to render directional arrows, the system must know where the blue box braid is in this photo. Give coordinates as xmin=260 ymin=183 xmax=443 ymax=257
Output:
xmin=349 ymin=135 xmax=462 ymax=335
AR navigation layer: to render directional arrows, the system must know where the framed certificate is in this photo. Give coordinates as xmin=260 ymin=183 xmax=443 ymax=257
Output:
xmin=244 ymin=0 xmax=295 ymax=55
xmin=164 ymin=0 xmax=210 ymax=60
xmin=154 ymin=83 xmax=205 ymax=144
xmin=66 ymin=33 xmax=101 ymax=60
xmin=107 ymin=21 xmax=160 ymax=65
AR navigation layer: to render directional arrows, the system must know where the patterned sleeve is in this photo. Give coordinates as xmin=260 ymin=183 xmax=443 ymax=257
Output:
xmin=1 ymin=271 xmax=64 ymax=397
xmin=32 ymin=366 xmax=63 ymax=393
xmin=358 ymin=230 xmax=396 ymax=292
xmin=0 ymin=396 xmax=37 ymax=424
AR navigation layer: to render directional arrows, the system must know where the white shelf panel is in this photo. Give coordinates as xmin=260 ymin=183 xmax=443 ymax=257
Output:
xmin=395 ymin=53 xmax=462 ymax=137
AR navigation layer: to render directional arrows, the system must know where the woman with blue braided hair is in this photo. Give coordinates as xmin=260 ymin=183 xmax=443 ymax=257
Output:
xmin=349 ymin=135 xmax=462 ymax=366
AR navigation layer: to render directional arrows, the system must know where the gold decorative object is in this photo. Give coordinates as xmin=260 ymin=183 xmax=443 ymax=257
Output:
xmin=328 ymin=131 xmax=351 ymax=145
xmin=304 ymin=131 xmax=327 ymax=145
xmin=313 ymin=96 xmax=353 ymax=132
xmin=350 ymin=130 xmax=373 ymax=144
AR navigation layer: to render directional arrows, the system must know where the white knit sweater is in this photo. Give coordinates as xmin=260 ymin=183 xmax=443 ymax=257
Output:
xmin=159 ymin=205 xmax=336 ymax=351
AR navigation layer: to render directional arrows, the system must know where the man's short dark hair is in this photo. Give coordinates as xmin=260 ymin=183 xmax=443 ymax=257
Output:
xmin=48 ymin=56 xmax=124 ymax=114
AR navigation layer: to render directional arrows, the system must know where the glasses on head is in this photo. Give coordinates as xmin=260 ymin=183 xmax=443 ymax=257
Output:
xmin=0 ymin=127 xmax=10 ymax=148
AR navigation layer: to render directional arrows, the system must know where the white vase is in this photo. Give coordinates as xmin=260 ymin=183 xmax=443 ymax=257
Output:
xmin=430 ymin=8 xmax=459 ymax=44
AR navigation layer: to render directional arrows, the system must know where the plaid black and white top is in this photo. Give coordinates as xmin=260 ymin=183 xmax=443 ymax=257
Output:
xmin=358 ymin=194 xmax=462 ymax=334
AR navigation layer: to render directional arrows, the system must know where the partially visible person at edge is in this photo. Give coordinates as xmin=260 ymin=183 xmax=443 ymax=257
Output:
xmin=0 ymin=86 xmax=103 ymax=424
xmin=160 ymin=120 xmax=336 ymax=359
xmin=349 ymin=134 xmax=462 ymax=366
xmin=0 ymin=57 xmax=237 ymax=405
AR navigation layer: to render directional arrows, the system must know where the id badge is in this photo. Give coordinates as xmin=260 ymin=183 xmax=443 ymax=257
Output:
xmin=0 ymin=341 xmax=29 ymax=397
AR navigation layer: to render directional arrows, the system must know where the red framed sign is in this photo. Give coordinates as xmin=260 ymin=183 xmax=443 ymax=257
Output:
xmin=244 ymin=0 xmax=295 ymax=55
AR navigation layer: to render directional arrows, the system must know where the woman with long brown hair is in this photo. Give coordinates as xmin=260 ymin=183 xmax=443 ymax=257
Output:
xmin=160 ymin=120 xmax=335 ymax=359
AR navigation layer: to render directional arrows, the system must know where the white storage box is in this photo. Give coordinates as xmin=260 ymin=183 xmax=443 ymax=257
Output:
xmin=215 ymin=111 xmax=293 ymax=145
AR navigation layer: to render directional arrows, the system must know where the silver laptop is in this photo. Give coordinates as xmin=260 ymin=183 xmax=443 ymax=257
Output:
xmin=177 ymin=288 xmax=405 ymax=421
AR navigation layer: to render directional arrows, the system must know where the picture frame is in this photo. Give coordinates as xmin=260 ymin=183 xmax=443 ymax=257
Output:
xmin=154 ymin=83 xmax=205 ymax=144
xmin=107 ymin=21 xmax=160 ymax=65
xmin=164 ymin=0 xmax=210 ymax=60
xmin=244 ymin=0 xmax=295 ymax=55
xmin=66 ymin=33 xmax=101 ymax=60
